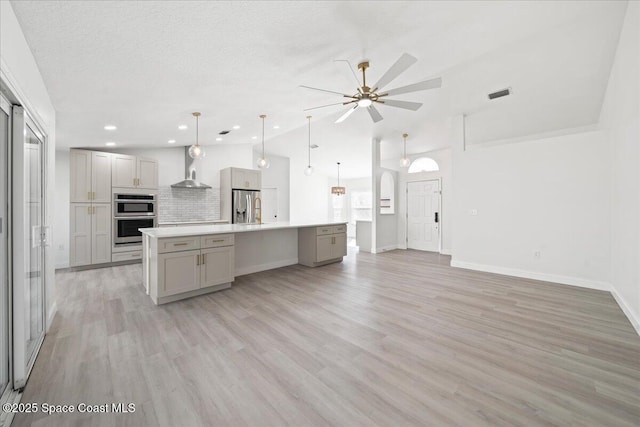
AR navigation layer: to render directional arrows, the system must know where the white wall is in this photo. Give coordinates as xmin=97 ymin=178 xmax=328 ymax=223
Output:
xmin=290 ymin=170 xmax=329 ymax=223
xmin=1 ymin=1 xmax=57 ymax=328
xmin=253 ymin=151 xmax=290 ymax=221
xmin=600 ymin=2 xmax=640 ymax=332
xmin=451 ymin=128 xmax=611 ymax=289
xmin=397 ymin=148 xmax=453 ymax=254
xmin=54 ymin=150 xmax=69 ymax=268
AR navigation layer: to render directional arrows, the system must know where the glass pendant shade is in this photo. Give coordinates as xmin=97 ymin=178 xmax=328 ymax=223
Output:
xmin=331 ymin=162 xmax=345 ymax=195
xmin=400 ymin=133 xmax=409 ymax=167
xmin=400 ymin=157 xmax=411 ymax=167
xmin=304 ymin=165 xmax=314 ymax=176
xmin=257 ymin=114 xmax=269 ymax=169
xmin=188 ymin=112 xmax=205 ymax=159
xmin=257 ymin=157 xmax=270 ymax=169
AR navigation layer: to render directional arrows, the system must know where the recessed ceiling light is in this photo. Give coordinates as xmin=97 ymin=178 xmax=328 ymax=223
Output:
xmin=273 ymin=125 xmax=280 ymax=129
xmin=251 ymin=136 xmax=257 ymax=140
xmin=105 ymin=142 xmax=116 ymax=146
xmin=104 ymin=125 xmax=117 ymax=131
xmin=232 ymin=125 xmax=240 ymax=130
xmin=168 ymin=139 xmax=176 ymax=144
xmin=178 ymin=125 xmax=188 ymax=130
xmin=216 ymin=137 xmax=222 ymax=141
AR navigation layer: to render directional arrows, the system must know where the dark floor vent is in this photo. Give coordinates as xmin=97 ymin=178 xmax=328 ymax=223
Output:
xmin=219 ymin=130 xmax=231 ymax=135
xmin=488 ymin=88 xmax=511 ymax=100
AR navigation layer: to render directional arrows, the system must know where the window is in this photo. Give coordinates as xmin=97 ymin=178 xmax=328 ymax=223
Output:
xmin=408 ymin=157 xmax=439 ymax=173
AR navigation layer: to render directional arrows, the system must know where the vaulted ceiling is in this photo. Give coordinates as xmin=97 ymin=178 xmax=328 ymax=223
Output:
xmin=11 ymin=0 xmax=627 ymax=178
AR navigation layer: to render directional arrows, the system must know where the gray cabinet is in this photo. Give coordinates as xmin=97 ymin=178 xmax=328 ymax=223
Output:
xmin=298 ymin=225 xmax=347 ymax=267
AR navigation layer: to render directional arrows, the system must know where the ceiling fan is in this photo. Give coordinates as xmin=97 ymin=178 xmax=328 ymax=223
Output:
xmin=301 ymin=53 xmax=441 ymax=124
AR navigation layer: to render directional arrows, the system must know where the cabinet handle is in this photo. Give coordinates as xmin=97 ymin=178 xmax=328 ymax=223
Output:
xmin=196 ymin=254 xmax=200 ymax=265
xmin=210 ymin=239 xmax=225 ymax=243
xmin=133 ymin=178 xmax=136 ymax=186
xmin=87 ymin=206 xmax=91 ymax=214
xmin=93 ymin=206 xmax=96 ymax=214
xmin=92 ymin=192 xmax=96 ymax=200
xmin=173 ymin=242 xmax=189 ymax=246
xmin=201 ymin=254 xmax=205 ymax=265
xmin=87 ymin=191 xmax=91 ymax=200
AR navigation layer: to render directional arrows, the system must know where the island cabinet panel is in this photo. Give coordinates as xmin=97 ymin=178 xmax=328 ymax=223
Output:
xmin=158 ymin=249 xmax=201 ymax=297
xmin=201 ymin=246 xmax=234 ymax=288
xmin=298 ymin=225 xmax=347 ymax=267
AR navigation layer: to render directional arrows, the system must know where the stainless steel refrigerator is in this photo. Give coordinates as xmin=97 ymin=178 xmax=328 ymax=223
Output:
xmin=232 ymin=190 xmax=261 ymax=224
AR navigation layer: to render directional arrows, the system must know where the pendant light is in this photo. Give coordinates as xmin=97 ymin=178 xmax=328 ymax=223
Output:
xmin=256 ymin=114 xmax=270 ymax=169
xmin=331 ymin=162 xmax=346 ymax=195
xmin=304 ymin=115 xmax=314 ymax=176
xmin=400 ymin=133 xmax=411 ymax=167
xmin=188 ymin=112 xmax=205 ymax=159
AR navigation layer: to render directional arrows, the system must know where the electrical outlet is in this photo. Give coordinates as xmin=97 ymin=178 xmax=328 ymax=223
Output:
xmin=534 ymin=251 xmax=541 ymax=259
xmin=469 ymin=209 xmax=478 ymax=216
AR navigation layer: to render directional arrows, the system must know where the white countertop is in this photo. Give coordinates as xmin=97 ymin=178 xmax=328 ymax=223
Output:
xmin=158 ymin=220 xmax=229 ymax=225
xmin=140 ymin=221 xmax=347 ymax=238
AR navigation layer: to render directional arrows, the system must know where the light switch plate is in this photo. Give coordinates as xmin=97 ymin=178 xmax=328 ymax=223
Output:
xmin=470 ymin=209 xmax=478 ymax=216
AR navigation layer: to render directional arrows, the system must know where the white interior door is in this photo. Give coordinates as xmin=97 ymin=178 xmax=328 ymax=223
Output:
xmin=407 ymin=180 xmax=440 ymax=252
xmin=261 ymin=188 xmax=278 ymax=223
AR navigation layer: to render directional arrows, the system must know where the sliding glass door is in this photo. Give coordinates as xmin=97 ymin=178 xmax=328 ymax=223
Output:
xmin=12 ymin=106 xmax=46 ymax=389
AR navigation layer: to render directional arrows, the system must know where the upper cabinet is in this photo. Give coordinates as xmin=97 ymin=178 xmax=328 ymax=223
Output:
xmin=230 ymin=167 xmax=261 ymax=190
xmin=70 ymin=149 xmax=112 ymax=202
xmin=112 ymin=153 xmax=158 ymax=189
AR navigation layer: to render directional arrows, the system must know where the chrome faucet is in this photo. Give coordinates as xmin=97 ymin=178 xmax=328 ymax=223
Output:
xmin=254 ymin=197 xmax=262 ymax=224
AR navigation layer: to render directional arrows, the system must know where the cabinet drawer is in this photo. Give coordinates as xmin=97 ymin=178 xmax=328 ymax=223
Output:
xmin=112 ymin=250 xmax=142 ymax=262
xmin=157 ymin=236 xmax=200 ymax=253
xmin=201 ymin=234 xmax=234 ymax=249
xmin=332 ymin=225 xmax=347 ymax=234
xmin=316 ymin=226 xmax=334 ymax=236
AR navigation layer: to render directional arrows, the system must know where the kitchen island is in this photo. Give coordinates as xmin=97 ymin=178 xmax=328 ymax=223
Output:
xmin=140 ymin=221 xmax=347 ymax=304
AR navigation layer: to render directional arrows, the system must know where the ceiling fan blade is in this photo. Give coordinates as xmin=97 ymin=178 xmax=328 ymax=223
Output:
xmin=372 ymin=53 xmax=418 ymax=91
xmin=303 ymin=102 xmax=350 ymax=112
xmin=335 ymin=105 xmax=358 ymax=123
xmin=378 ymin=99 xmax=423 ymax=111
xmin=382 ymin=77 xmax=442 ymax=97
xmin=367 ymin=105 xmax=384 ymax=123
xmin=299 ymin=85 xmax=349 ymax=97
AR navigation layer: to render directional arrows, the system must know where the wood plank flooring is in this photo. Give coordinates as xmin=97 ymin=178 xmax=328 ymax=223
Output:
xmin=13 ymin=249 xmax=640 ymax=426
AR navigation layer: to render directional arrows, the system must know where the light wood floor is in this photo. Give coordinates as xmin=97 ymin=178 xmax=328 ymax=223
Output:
xmin=14 ymin=249 xmax=640 ymax=426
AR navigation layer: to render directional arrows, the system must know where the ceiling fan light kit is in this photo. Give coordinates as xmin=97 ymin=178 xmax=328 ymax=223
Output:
xmin=188 ymin=112 xmax=205 ymax=159
xmin=257 ymin=114 xmax=270 ymax=169
xmin=302 ymin=53 xmax=442 ymax=124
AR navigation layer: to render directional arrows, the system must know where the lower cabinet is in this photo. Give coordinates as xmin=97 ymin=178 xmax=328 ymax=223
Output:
xmin=70 ymin=203 xmax=111 ymax=267
xmin=298 ymin=225 xmax=347 ymax=267
xmin=154 ymin=234 xmax=235 ymax=303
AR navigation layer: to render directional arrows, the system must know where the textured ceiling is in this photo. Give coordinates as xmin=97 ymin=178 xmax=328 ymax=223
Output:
xmin=10 ymin=0 xmax=627 ymax=178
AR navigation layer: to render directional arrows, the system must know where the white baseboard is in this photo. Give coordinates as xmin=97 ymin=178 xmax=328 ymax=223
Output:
xmin=235 ymin=258 xmax=298 ymax=277
xmin=440 ymin=248 xmax=452 ymax=255
xmin=610 ymin=286 xmax=640 ymax=336
xmin=46 ymin=301 xmax=57 ymax=332
xmin=376 ymin=244 xmax=399 ymax=253
xmin=450 ymin=260 xmax=611 ymax=291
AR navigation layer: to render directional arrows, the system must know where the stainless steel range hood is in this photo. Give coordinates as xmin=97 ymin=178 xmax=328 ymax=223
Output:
xmin=171 ymin=147 xmax=211 ymax=189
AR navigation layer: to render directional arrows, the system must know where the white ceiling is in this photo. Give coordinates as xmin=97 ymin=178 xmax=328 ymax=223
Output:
xmin=10 ymin=0 xmax=627 ymax=178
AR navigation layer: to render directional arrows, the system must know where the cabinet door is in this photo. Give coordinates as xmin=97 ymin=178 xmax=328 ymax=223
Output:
xmin=91 ymin=151 xmax=112 ymax=202
xmin=158 ymin=250 xmax=200 ymax=297
xmin=112 ymin=154 xmax=137 ymax=188
xmin=316 ymin=235 xmax=334 ymax=262
xmin=331 ymin=233 xmax=347 ymax=258
xmin=200 ymin=246 xmax=234 ymax=288
xmin=70 ymin=204 xmax=92 ymax=266
xmin=231 ymin=168 xmax=247 ymax=189
xmin=91 ymin=204 xmax=112 ymax=264
xmin=70 ymin=150 xmax=92 ymax=202
xmin=137 ymin=158 xmax=158 ymax=189
xmin=247 ymin=170 xmax=261 ymax=190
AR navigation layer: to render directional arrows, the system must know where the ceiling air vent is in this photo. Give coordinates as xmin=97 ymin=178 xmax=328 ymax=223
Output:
xmin=219 ymin=130 xmax=231 ymax=135
xmin=310 ymin=144 xmax=319 ymax=149
xmin=488 ymin=88 xmax=511 ymax=100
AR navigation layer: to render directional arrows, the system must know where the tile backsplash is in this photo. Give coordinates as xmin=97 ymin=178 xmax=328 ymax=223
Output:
xmin=158 ymin=187 xmax=220 ymax=222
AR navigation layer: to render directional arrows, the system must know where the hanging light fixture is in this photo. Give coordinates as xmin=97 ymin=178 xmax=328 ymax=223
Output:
xmin=400 ymin=133 xmax=411 ymax=167
xmin=304 ymin=115 xmax=314 ymax=176
xmin=188 ymin=112 xmax=205 ymax=159
xmin=331 ymin=162 xmax=346 ymax=195
xmin=256 ymin=114 xmax=270 ymax=169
